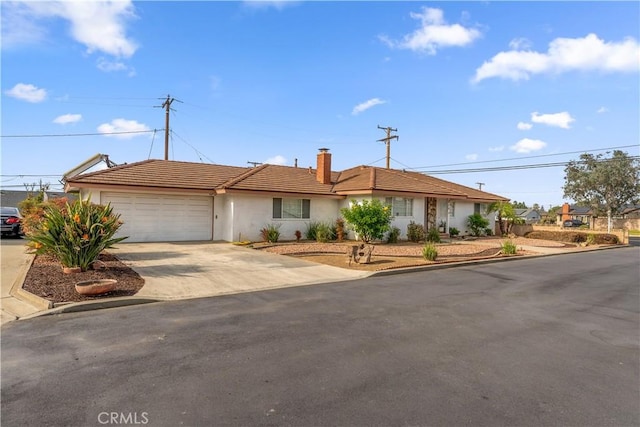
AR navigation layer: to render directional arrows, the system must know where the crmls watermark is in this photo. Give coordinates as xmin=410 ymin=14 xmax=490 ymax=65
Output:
xmin=98 ymin=412 xmax=149 ymax=425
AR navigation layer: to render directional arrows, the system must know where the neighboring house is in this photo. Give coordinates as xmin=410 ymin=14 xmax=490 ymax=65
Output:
xmin=559 ymin=203 xmax=592 ymax=224
xmin=0 ymin=190 xmax=76 ymax=208
xmin=515 ymin=208 xmax=541 ymax=224
xmin=64 ymin=149 xmax=508 ymax=243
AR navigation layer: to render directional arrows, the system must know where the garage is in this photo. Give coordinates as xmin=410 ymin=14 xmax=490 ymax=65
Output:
xmin=101 ymin=192 xmax=213 ymax=243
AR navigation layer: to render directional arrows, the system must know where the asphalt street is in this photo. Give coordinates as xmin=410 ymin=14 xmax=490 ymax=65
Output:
xmin=2 ymin=247 xmax=639 ymax=426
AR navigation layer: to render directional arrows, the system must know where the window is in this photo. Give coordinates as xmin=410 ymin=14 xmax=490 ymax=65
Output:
xmin=474 ymin=203 xmax=481 ymax=215
xmin=385 ymin=197 xmax=413 ymax=217
xmin=272 ymin=198 xmax=310 ymax=219
xmin=448 ymin=201 xmax=456 ymax=217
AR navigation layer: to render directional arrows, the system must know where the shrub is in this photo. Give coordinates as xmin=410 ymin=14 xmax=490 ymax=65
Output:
xmin=422 ymin=243 xmax=438 ymax=261
xmin=386 ymin=226 xmax=401 ymax=243
xmin=484 ymin=228 xmax=493 ymax=236
xmin=467 ymin=213 xmax=489 ymax=237
xmin=19 ymin=195 xmax=70 ymax=237
xmin=260 ymin=223 xmax=281 ymax=243
xmin=294 ymin=230 xmax=302 ymax=242
xmin=27 ymin=198 xmax=127 ymax=271
xmin=340 ymin=199 xmax=393 ymax=243
xmin=523 ymin=230 xmax=619 ymax=244
xmin=407 ymin=221 xmax=425 ymax=243
xmin=501 ymin=239 xmax=517 ymax=255
xmin=305 ymin=221 xmax=321 ymax=240
xmin=449 ymin=227 xmax=460 ymax=238
xmin=335 ymin=218 xmax=345 ymax=242
xmin=586 ymin=233 xmax=596 ymax=246
xmin=315 ymin=222 xmax=335 ymax=243
xmin=426 ymin=227 xmax=441 ymax=243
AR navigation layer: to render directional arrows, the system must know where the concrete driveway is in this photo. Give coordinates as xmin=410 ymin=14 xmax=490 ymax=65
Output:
xmin=111 ymin=242 xmax=371 ymax=300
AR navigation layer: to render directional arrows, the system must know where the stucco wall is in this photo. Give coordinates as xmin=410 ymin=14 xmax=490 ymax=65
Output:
xmin=224 ymin=194 xmax=339 ymax=242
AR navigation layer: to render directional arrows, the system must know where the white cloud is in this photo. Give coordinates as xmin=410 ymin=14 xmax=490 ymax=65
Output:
xmin=53 ymin=113 xmax=82 ymax=125
xmin=473 ymin=33 xmax=640 ymax=83
xmin=597 ymin=106 xmax=609 ymax=113
xmin=242 ymin=1 xmax=298 ymax=10
xmin=380 ymin=7 xmax=481 ymax=55
xmin=5 ymin=83 xmax=47 ymax=103
xmin=510 ymin=138 xmax=547 ymax=153
xmin=97 ymin=118 xmax=150 ymax=139
xmin=509 ymin=37 xmax=532 ymax=50
xmin=531 ymin=111 xmax=575 ymax=129
xmin=517 ymin=122 xmax=533 ymax=130
xmin=489 ymin=146 xmax=505 ymax=152
xmin=2 ymin=1 xmax=138 ymax=58
xmin=264 ymin=155 xmax=287 ymax=165
xmin=352 ymin=98 xmax=386 ymax=115
xmin=465 ymin=154 xmax=478 ymax=161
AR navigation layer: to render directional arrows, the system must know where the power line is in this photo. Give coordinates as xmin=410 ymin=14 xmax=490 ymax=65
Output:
xmin=1 ymin=129 xmax=160 ymax=138
xmin=411 ymin=144 xmax=639 ymax=170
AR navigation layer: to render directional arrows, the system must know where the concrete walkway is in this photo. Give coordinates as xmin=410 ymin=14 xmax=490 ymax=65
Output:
xmin=1 ymin=239 xmax=42 ymax=325
xmin=110 ymin=242 xmax=371 ymax=300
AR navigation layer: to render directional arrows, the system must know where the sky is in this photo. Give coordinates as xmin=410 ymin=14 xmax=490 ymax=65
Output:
xmin=2 ymin=0 xmax=639 ymax=209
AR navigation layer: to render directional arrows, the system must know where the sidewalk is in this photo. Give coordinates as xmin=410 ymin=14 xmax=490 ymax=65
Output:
xmin=1 ymin=240 xmax=43 ymax=325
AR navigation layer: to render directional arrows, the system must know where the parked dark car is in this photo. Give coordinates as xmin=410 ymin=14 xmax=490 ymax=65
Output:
xmin=563 ymin=219 xmax=587 ymax=228
xmin=1 ymin=207 xmax=23 ymax=237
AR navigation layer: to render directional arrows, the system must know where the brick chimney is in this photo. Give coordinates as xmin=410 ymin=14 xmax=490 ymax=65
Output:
xmin=316 ymin=148 xmax=331 ymax=185
xmin=561 ymin=202 xmax=571 ymax=221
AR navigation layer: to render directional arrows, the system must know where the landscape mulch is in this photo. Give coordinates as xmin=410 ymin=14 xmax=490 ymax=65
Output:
xmin=22 ymin=252 xmax=145 ymax=304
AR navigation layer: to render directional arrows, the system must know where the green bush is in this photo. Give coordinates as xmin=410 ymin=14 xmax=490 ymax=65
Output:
xmin=586 ymin=233 xmax=596 ymax=246
xmin=386 ymin=226 xmax=401 ymax=243
xmin=449 ymin=227 xmax=460 ymax=237
xmin=315 ymin=222 xmax=336 ymax=243
xmin=484 ymin=228 xmax=493 ymax=236
xmin=426 ymin=227 xmax=441 ymax=243
xmin=467 ymin=213 xmax=489 ymax=237
xmin=306 ymin=221 xmax=335 ymax=242
xmin=27 ymin=198 xmax=127 ymax=271
xmin=260 ymin=223 xmax=281 ymax=243
xmin=422 ymin=242 xmax=438 ymax=261
xmin=501 ymin=240 xmax=517 ymax=255
xmin=407 ymin=221 xmax=425 ymax=243
xmin=340 ymin=199 xmax=393 ymax=243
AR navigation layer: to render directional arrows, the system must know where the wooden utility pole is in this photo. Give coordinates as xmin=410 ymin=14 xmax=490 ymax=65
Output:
xmin=161 ymin=95 xmax=175 ymax=160
xmin=377 ymin=125 xmax=398 ymax=169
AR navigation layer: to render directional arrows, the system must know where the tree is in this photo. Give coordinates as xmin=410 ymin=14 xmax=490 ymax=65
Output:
xmin=486 ymin=201 xmax=522 ymax=235
xmin=340 ymin=199 xmax=393 ymax=243
xmin=563 ymin=150 xmax=640 ymax=232
xmin=511 ymin=200 xmax=528 ymax=209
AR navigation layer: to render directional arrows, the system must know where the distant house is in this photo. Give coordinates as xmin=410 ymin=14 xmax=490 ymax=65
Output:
xmin=559 ymin=203 xmax=592 ymax=224
xmin=65 ymin=149 xmax=509 ymax=243
xmin=0 ymin=190 xmax=76 ymax=208
xmin=514 ymin=208 xmax=541 ymax=224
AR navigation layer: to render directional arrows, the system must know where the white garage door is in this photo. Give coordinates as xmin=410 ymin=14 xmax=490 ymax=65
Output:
xmin=101 ymin=192 xmax=213 ymax=242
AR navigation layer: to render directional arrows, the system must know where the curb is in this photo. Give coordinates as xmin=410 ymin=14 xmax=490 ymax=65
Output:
xmin=8 ymin=253 xmax=53 ymax=310
xmin=369 ymin=243 xmax=630 ymax=277
xmin=12 ymin=243 xmax=633 ymax=319
xmin=21 ymin=297 xmax=162 ymax=319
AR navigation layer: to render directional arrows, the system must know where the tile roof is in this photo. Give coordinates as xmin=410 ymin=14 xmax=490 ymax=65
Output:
xmin=66 ymin=159 xmax=250 ymax=191
xmin=219 ymin=164 xmax=337 ymax=196
xmin=333 ymin=166 xmax=507 ymax=201
xmin=65 ymin=159 xmax=508 ymax=201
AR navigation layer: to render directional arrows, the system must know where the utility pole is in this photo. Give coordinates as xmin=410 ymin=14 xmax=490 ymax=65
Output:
xmin=476 ymin=182 xmax=485 ymax=190
xmin=377 ymin=125 xmax=398 ymax=169
xmin=155 ymin=94 xmax=182 ymax=160
xmin=161 ymin=95 xmax=174 ymax=160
